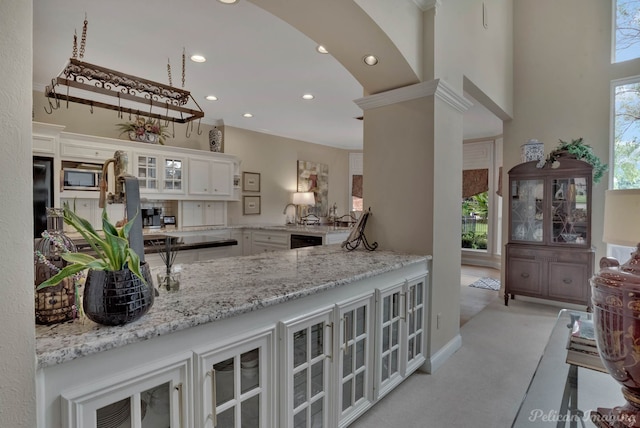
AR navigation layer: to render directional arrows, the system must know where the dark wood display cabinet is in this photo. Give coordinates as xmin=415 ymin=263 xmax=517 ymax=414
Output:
xmin=505 ymin=158 xmax=595 ymax=308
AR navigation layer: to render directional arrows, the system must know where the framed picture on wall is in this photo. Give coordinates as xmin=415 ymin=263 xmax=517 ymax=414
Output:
xmin=243 ymin=172 xmax=261 ymax=192
xmin=243 ymin=196 xmax=261 ymax=215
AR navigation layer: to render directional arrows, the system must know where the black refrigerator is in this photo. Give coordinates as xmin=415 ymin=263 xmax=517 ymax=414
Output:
xmin=33 ymin=156 xmax=54 ymax=239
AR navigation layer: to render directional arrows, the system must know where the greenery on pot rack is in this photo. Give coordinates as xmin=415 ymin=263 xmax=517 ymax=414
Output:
xmin=117 ymin=115 xmax=171 ymax=145
xmin=36 ymin=203 xmax=146 ymax=290
xmin=541 ymin=137 xmax=608 ymax=183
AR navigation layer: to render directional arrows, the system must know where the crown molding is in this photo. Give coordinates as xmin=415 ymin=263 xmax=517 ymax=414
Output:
xmin=354 ymin=78 xmax=472 ymax=113
xmin=413 ymin=0 xmax=441 ymax=13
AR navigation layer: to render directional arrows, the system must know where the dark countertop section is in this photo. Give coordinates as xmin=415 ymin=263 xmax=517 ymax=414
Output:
xmin=71 ymin=234 xmax=237 ymax=256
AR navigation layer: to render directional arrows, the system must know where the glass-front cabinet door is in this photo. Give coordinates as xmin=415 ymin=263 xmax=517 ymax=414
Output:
xmin=550 ymin=177 xmax=589 ymax=245
xmin=510 ymin=178 xmax=544 ymax=243
xmin=375 ymin=282 xmax=404 ymax=399
xmin=135 ymin=154 xmax=184 ymax=195
xmin=195 ymin=331 xmax=273 ymax=428
xmin=162 ymin=157 xmax=183 ymax=193
xmin=136 ymin=154 xmax=158 ymax=192
xmin=405 ymin=276 xmax=426 ymax=373
xmin=281 ymin=310 xmax=333 ymax=428
xmin=336 ymin=295 xmax=374 ymax=427
xmin=61 ymin=356 xmax=191 ymax=428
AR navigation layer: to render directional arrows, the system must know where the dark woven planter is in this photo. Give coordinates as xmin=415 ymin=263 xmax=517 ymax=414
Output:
xmin=83 ymin=263 xmax=154 ymax=326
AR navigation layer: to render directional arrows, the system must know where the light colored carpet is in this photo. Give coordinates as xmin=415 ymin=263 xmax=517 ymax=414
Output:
xmin=468 ymin=277 xmax=501 ymax=291
xmin=350 ymin=297 xmax=560 ymax=428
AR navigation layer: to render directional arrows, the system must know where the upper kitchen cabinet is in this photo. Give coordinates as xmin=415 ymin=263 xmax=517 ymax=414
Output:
xmin=188 ymin=157 xmax=235 ymax=199
xmin=32 ymin=122 xmax=240 ymax=202
xmin=134 ymin=153 xmax=185 ymax=196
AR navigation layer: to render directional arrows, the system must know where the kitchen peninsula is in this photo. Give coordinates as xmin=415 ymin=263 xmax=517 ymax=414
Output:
xmin=36 ymin=245 xmax=430 ymax=428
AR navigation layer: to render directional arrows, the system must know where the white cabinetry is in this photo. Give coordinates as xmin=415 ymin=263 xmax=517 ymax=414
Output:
xmin=251 ymin=231 xmax=289 ymax=254
xmin=60 ymin=354 xmax=192 ymax=428
xmin=189 ymin=158 xmax=233 ymax=198
xmin=374 ymin=276 xmax=426 ymax=400
xmin=61 ymin=198 xmax=125 ymax=231
xmin=280 ymin=309 xmax=334 ymax=428
xmin=182 ymin=201 xmax=226 ymax=227
xmin=60 ymin=140 xmax=128 ymax=163
xmin=335 ymin=294 xmax=374 ymax=427
xmin=280 ymin=293 xmax=375 ymax=428
xmin=134 ymin=153 xmax=185 ymax=195
xmin=194 ymin=330 xmax=274 ymax=428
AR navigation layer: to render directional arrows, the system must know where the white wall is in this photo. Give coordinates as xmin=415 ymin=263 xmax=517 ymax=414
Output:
xmin=223 ymin=126 xmax=351 ymax=225
xmin=436 ymin=0 xmax=513 ymax=117
xmin=505 ymin=0 xmax=640 ymax=266
xmin=0 ymin=0 xmax=37 ymax=426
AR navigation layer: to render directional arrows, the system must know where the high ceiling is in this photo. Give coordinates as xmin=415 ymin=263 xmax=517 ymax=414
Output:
xmin=33 ymin=0 xmax=502 ymax=151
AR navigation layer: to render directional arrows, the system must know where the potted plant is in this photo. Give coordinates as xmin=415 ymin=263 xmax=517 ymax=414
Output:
xmin=117 ymin=115 xmax=170 ymax=145
xmin=541 ymin=137 xmax=608 ymax=183
xmin=37 ymin=203 xmax=154 ymax=326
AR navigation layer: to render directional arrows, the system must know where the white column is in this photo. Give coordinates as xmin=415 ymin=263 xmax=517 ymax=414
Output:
xmin=356 ymin=79 xmax=470 ymax=371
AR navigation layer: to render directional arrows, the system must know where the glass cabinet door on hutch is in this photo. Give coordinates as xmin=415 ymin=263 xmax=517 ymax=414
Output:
xmin=510 ymin=179 xmax=544 ymax=243
xmin=550 ymin=177 xmax=589 ymax=245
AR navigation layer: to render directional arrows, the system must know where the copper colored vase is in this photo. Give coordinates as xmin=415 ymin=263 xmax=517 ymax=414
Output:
xmin=591 ymin=247 xmax=640 ymax=428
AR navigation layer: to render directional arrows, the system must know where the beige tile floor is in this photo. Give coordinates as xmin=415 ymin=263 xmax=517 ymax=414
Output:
xmin=460 ymin=264 xmax=501 ymax=326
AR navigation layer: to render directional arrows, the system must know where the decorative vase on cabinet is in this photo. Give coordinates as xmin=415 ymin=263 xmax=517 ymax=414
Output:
xmin=505 ymin=157 xmax=595 ymax=308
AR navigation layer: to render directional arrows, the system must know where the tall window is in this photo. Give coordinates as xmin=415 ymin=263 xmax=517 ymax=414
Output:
xmin=614 ymin=0 xmax=640 ymax=63
xmin=613 ymin=78 xmax=640 ymax=190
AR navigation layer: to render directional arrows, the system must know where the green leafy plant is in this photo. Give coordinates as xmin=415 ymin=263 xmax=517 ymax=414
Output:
xmin=544 ymin=137 xmax=608 ymax=183
xmin=36 ymin=203 xmax=145 ymax=290
xmin=117 ymin=115 xmax=170 ymax=145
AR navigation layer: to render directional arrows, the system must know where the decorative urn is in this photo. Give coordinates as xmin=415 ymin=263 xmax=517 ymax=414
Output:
xmin=591 ymin=250 xmax=640 ymax=427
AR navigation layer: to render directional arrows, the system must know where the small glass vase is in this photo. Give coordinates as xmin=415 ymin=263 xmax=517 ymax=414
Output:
xmin=157 ymin=271 xmax=180 ymax=292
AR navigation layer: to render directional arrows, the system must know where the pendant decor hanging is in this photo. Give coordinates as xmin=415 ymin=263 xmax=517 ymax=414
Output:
xmin=44 ymin=15 xmax=204 ymax=126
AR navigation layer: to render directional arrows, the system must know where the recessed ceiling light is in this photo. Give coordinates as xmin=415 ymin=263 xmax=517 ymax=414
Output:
xmin=363 ymin=55 xmax=379 ymax=66
xmin=205 ymin=95 xmax=218 ymax=101
xmin=190 ymin=54 xmax=206 ymax=63
xmin=243 ymin=113 xmax=253 ymax=118
xmin=218 ymin=0 xmax=238 ymax=3
xmin=302 ymin=94 xmax=314 ymax=100
xmin=316 ymin=45 xmax=329 ymax=54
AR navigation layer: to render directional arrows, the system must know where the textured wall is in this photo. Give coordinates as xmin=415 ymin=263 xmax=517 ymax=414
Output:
xmin=0 ymin=0 xmax=37 ymax=426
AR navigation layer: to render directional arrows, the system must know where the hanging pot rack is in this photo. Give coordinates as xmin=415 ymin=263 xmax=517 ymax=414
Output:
xmin=45 ymin=58 xmax=205 ymax=124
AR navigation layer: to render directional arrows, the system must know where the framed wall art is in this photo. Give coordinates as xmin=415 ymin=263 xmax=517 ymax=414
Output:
xmin=243 ymin=172 xmax=261 ymax=192
xmin=297 ymin=160 xmax=329 ymax=217
xmin=243 ymin=195 xmax=261 ymax=215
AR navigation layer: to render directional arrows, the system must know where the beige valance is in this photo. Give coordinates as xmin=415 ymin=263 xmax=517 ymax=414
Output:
xmin=462 ymin=169 xmax=489 ymax=198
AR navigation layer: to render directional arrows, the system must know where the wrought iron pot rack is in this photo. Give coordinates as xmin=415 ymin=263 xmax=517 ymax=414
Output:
xmin=45 ymin=58 xmax=204 ymax=124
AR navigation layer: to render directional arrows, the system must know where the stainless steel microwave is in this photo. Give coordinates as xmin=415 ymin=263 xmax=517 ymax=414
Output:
xmin=62 ymin=167 xmax=102 ymax=191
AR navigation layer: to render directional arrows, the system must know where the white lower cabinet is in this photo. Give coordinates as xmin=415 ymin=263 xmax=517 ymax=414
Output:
xmin=375 ymin=276 xmax=426 ymax=400
xmin=334 ymin=295 xmax=374 ymax=427
xmin=40 ymin=266 xmax=429 ymax=428
xmin=280 ymin=308 xmax=334 ymax=428
xmin=280 ymin=293 xmax=375 ymax=428
xmin=194 ymin=330 xmax=274 ymax=428
xmin=61 ymin=353 xmax=192 ymax=428
xmin=251 ymin=231 xmax=289 ymax=254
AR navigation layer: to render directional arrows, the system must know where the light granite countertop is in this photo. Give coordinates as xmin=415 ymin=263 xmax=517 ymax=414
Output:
xmin=36 ymin=245 xmax=427 ymax=369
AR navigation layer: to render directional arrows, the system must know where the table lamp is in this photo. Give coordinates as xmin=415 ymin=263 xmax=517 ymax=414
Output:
xmin=293 ymin=192 xmax=315 ymax=224
xmin=591 ymin=189 xmax=640 ymax=427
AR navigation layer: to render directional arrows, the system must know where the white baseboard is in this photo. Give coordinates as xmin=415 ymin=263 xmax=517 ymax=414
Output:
xmin=420 ymin=333 xmax=462 ymax=374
